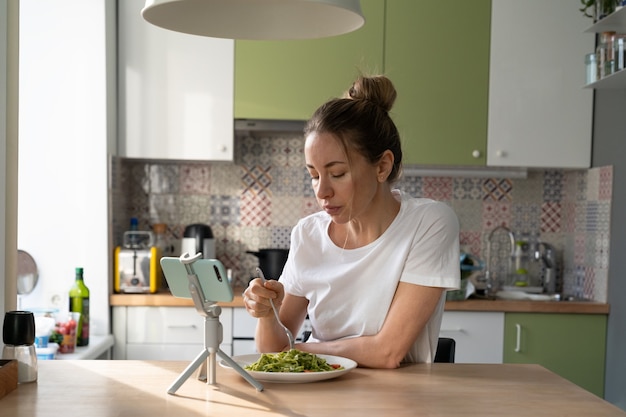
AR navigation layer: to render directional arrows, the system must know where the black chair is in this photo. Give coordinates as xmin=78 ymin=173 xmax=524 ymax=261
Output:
xmin=434 ymin=337 xmax=456 ymax=363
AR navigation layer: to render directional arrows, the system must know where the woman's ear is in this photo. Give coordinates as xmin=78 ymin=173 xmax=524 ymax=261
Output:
xmin=377 ymin=150 xmax=395 ymax=182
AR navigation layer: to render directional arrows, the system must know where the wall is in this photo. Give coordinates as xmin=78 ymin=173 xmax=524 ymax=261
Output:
xmin=16 ymin=1 xmax=115 ymax=337
xmin=111 ymin=134 xmax=612 ymax=302
xmin=1 ymin=0 xmax=19 ymax=350
xmin=592 ymin=89 xmax=626 ymax=409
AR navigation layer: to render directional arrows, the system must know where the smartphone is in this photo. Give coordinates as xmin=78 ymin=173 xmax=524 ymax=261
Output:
xmin=160 ymin=257 xmax=234 ymax=303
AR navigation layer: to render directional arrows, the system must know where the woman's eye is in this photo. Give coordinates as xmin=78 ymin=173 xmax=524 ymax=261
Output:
xmin=331 ymin=172 xmax=346 ymax=179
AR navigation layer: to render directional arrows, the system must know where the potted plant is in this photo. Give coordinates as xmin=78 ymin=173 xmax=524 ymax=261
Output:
xmin=580 ymin=0 xmax=621 ymax=21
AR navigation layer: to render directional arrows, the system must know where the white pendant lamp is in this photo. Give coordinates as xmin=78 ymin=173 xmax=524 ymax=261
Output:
xmin=141 ymin=0 xmax=365 ymax=40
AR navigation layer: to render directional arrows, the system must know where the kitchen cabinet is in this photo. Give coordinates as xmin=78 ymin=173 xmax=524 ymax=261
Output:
xmin=487 ymin=0 xmax=594 ymax=168
xmin=439 ymin=312 xmax=504 ymax=364
xmin=503 ymin=313 xmax=607 ymax=397
xmin=118 ymin=0 xmax=234 ymax=161
xmin=112 ymin=306 xmax=233 ymax=360
xmin=234 ymin=0 xmax=384 ymax=121
xmin=584 ymin=6 xmax=626 ymax=89
xmin=385 ymin=0 xmax=491 ymax=166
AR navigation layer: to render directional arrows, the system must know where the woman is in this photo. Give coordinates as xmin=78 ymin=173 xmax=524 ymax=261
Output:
xmin=243 ymin=75 xmax=460 ymax=368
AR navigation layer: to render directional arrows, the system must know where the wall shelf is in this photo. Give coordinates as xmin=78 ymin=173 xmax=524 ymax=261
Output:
xmin=583 ymin=7 xmax=626 ymax=89
xmin=584 ymin=6 xmax=626 ymax=33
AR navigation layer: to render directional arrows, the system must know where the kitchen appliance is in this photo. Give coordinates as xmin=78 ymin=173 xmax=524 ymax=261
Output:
xmin=246 ymin=249 xmax=289 ymax=280
xmin=181 ymin=223 xmax=215 ymax=259
xmin=114 ymin=231 xmax=160 ymax=293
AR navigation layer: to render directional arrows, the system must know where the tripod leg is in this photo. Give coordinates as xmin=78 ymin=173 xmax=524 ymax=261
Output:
xmin=217 ymin=349 xmax=264 ymax=392
xmin=167 ymin=349 xmax=210 ymax=395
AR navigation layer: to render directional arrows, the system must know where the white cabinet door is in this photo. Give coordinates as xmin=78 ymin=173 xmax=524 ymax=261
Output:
xmin=439 ymin=312 xmax=504 ymax=364
xmin=487 ymin=0 xmax=594 ymax=168
xmin=118 ymin=0 xmax=234 ymax=161
xmin=115 ymin=306 xmax=233 ymax=360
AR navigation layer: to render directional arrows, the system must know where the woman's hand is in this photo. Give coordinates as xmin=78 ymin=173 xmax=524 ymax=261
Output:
xmin=242 ymin=278 xmax=285 ymax=319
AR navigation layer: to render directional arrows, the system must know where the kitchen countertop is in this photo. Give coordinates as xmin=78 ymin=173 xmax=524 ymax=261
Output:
xmin=3 ymin=360 xmax=624 ymax=416
xmin=110 ymin=289 xmax=610 ymax=314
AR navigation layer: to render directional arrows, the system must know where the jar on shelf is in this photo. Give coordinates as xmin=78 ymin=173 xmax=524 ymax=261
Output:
xmin=596 ymin=31 xmax=616 ymax=79
xmin=614 ymin=34 xmax=626 ymax=72
xmin=586 ymin=53 xmax=598 ymax=84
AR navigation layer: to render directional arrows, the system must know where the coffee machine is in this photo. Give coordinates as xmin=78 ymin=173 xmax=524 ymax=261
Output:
xmin=181 ymin=223 xmax=215 ymax=259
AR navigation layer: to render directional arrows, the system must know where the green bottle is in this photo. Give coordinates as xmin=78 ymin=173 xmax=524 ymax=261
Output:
xmin=69 ymin=267 xmax=90 ymax=346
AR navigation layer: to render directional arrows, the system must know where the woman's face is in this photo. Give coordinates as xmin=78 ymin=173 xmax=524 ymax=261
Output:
xmin=304 ymin=131 xmax=380 ymax=224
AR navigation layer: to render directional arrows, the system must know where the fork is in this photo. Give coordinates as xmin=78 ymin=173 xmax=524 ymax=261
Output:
xmin=256 ymin=267 xmax=295 ymax=350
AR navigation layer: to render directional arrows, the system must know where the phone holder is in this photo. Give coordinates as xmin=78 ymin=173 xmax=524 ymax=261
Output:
xmin=160 ymin=253 xmax=263 ymax=393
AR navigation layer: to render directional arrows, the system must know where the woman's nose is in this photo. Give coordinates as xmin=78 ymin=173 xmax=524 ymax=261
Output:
xmin=315 ymin=176 xmax=332 ymax=199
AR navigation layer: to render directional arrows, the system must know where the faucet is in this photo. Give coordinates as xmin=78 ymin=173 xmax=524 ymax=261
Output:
xmin=484 ymin=225 xmax=516 ymax=295
xmin=534 ymin=242 xmax=558 ymax=294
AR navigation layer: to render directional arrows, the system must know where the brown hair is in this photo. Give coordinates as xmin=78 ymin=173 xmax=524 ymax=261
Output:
xmin=304 ymin=75 xmax=402 ymax=183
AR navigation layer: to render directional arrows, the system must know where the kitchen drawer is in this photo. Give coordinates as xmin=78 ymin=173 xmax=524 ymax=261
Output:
xmin=233 ymin=307 xmax=257 ymax=338
xmin=126 ymin=306 xmax=233 ymax=345
xmin=232 ymin=339 xmax=258 ymax=357
xmin=440 ymin=311 xmax=504 ymax=364
xmin=126 ymin=343 xmax=233 ymax=361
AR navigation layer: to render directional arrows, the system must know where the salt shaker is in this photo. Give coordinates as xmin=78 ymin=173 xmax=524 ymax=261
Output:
xmin=2 ymin=310 xmax=38 ymax=383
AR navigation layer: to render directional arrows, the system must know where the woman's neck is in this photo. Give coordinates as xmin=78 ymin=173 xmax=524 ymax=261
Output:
xmin=331 ymin=190 xmax=401 ymax=249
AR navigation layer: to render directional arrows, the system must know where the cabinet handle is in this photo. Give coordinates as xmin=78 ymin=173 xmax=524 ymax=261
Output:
xmin=471 ymin=150 xmax=481 ymax=158
xmin=440 ymin=328 xmax=464 ymax=333
xmin=167 ymin=324 xmax=197 ymax=329
xmin=515 ymin=323 xmax=522 ymax=353
xmin=496 ymin=150 xmax=506 ymax=158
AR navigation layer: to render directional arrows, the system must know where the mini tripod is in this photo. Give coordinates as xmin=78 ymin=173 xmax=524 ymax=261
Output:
xmin=164 ymin=253 xmax=263 ymax=394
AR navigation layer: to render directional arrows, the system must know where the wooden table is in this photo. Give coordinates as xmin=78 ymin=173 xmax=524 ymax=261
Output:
xmin=3 ymin=360 xmax=624 ymax=416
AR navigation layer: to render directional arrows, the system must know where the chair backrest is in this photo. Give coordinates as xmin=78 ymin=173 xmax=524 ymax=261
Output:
xmin=434 ymin=337 xmax=456 ymax=363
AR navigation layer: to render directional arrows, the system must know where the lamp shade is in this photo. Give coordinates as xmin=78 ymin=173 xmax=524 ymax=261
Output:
xmin=141 ymin=0 xmax=365 ymax=40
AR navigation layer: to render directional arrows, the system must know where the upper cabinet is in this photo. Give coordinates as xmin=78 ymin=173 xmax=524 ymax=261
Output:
xmin=487 ymin=0 xmax=594 ymax=168
xmin=584 ymin=6 xmax=626 ymax=89
xmin=118 ymin=0 xmax=234 ymax=161
xmin=385 ymin=0 xmax=491 ymax=166
xmin=234 ymin=0 xmax=385 ymax=121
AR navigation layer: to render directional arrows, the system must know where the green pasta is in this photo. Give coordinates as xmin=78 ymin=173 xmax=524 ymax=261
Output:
xmin=245 ymin=349 xmax=344 ymax=373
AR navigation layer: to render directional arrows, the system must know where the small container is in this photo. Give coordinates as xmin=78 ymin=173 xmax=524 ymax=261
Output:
xmin=36 ymin=343 xmax=59 ymax=360
xmin=596 ymin=32 xmax=616 ymax=79
xmin=614 ymin=35 xmax=626 ymax=72
xmin=585 ymin=53 xmax=598 ymax=84
xmin=55 ymin=312 xmax=79 ymax=354
xmin=2 ymin=311 xmax=37 ymax=383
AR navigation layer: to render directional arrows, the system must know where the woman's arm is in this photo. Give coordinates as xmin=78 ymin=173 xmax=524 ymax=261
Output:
xmin=243 ymin=278 xmax=309 ymax=352
xmin=294 ymin=282 xmax=444 ymax=368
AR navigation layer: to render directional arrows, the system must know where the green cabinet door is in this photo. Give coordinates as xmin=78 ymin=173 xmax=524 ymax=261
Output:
xmin=385 ymin=0 xmax=491 ymax=166
xmin=504 ymin=313 xmax=607 ymax=397
xmin=234 ymin=0 xmax=384 ymax=121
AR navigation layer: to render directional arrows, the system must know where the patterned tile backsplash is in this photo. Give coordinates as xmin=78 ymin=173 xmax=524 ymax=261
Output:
xmin=110 ymin=135 xmax=613 ymax=302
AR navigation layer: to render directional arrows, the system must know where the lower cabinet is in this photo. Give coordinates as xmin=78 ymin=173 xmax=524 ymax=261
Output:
xmin=439 ymin=312 xmax=504 ymax=364
xmin=503 ymin=313 xmax=607 ymax=398
xmin=112 ymin=306 xmax=233 ymax=360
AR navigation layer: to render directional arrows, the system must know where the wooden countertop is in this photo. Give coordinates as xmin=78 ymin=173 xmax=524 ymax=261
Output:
xmin=3 ymin=360 xmax=624 ymax=416
xmin=110 ymin=289 xmax=245 ymax=308
xmin=445 ymin=298 xmax=610 ymax=314
xmin=110 ymin=289 xmax=609 ymax=314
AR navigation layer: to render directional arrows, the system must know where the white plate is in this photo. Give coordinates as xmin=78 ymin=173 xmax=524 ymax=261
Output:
xmin=219 ymin=353 xmax=357 ymax=383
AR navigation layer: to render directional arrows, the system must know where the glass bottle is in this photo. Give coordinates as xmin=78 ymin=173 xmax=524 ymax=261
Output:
xmin=69 ymin=267 xmax=90 ymax=346
xmin=596 ymin=31 xmax=616 ymax=79
xmin=153 ymin=223 xmax=171 ymax=288
xmin=511 ymin=240 xmax=531 ymax=287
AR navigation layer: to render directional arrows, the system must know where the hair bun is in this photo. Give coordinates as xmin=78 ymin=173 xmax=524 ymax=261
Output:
xmin=347 ymin=75 xmax=397 ymax=113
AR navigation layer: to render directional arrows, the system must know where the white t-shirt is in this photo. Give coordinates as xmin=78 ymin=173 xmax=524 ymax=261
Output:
xmin=280 ymin=190 xmax=460 ymax=363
